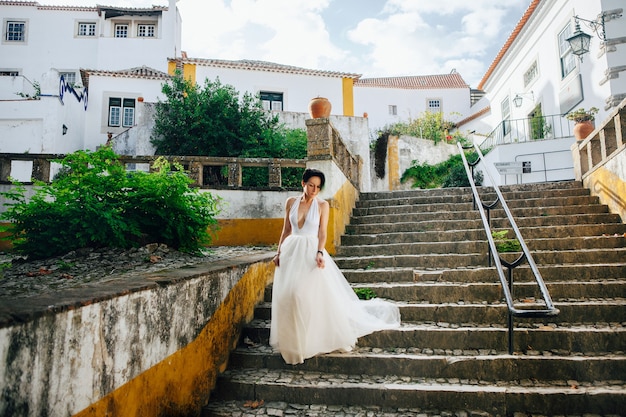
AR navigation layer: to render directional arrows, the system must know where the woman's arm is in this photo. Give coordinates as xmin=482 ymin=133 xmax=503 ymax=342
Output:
xmin=316 ymin=199 xmax=330 ymax=268
xmin=273 ymin=197 xmax=295 ymax=266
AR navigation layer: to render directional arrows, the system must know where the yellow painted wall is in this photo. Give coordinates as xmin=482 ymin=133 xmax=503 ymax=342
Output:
xmin=211 ymin=218 xmax=283 ymax=247
xmin=342 ymin=78 xmax=354 ymax=117
xmin=326 ymin=179 xmax=359 ymax=255
xmin=73 ymin=260 xmax=274 ymax=417
xmin=387 ymin=135 xmax=400 ymax=190
xmin=183 ymin=63 xmax=196 ymax=84
xmin=583 ymin=166 xmax=626 ymax=223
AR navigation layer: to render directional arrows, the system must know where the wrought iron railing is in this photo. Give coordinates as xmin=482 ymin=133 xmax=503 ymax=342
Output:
xmin=457 ymin=142 xmax=559 ymax=354
xmin=479 ymin=114 xmax=574 ymax=152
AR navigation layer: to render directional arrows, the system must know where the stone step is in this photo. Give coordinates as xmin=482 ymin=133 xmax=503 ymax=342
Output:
xmin=334 ymin=248 xmax=626 ymax=269
xmin=344 ymin=213 xmax=622 ymax=234
xmin=203 ymin=400 xmax=495 ymax=417
xmin=357 ymin=182 xmax=588 ymax=203
xmin=227 ymin=346 xmax=626 ymax=383
xmin=242 ymin=321 xmax=626 ymax=354
xmin=352 ymin=281 xmax=626 ymax=304
xmin=352 ymin=196 xmax=608 ymax=216
xmin=336 ymin=235 xmax=626 ymax=257
xmin=340 ymin=223 xmax=626 ymax=245
xmin=355 ymin=193 xmax=597 ymax=210
xmin=208 ymin=367 xmax=626 ymax=416
xmin=407 ymin=264 xmax=626 ymax=284
xmin=253 ymin=299 xmax=626 ymax=324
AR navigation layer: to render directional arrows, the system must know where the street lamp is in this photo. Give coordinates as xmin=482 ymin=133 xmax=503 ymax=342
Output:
xmin=513 ymin=91 xmax=534 ymax=108
xmin=566 ymin=11 xmax=622 ymax=60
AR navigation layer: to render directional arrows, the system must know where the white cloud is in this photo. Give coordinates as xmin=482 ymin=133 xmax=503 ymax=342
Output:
xmin=34 ymin=0 xmax=530 ymax=87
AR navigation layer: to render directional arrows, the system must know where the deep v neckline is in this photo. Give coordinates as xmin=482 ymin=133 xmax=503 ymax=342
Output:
xmin=297 ymin=197 xmax=315 ymax=230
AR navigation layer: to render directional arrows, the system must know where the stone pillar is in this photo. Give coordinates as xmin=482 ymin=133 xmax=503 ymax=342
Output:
xmin=188 ymin=161 xmax=202 ymax=187
xmin=228 ymin=162 xmax=242 ymax=187
xmin=268 ymin=162 xmax=282 ymax=187
xmin=32 ymin=158 xmax=51 ymax=182
xmin=0 ymin=158 xmax=11 ymax=182
xmin=306 ymin=118 xmax=333 ymax=161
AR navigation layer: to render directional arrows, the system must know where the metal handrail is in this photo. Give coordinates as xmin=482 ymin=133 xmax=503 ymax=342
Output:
xmin=457 ymin=142 xmax=559 ymax=354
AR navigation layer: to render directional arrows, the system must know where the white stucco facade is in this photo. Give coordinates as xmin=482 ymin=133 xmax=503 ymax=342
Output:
xmin=354 ymin=82 xmax=471 ymax=133
xmin=459 ymin=0 xmax=625 ymax=186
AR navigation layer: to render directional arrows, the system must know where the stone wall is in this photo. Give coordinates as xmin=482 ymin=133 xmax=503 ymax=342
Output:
xmin=0 ymin=252 xmax=274 ymax=417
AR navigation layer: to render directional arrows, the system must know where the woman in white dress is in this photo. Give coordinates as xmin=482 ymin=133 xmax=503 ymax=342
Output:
xmin=269 ymin=168 xmax=401 ymax=365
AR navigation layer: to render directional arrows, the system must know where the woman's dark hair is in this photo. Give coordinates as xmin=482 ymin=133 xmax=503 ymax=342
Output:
xmin=302 ymin=168 xmax=325 ymax=189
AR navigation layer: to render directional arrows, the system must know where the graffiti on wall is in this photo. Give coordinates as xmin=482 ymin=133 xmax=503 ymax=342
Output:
xmin=59 ymin=75 xmax=88 ymax=110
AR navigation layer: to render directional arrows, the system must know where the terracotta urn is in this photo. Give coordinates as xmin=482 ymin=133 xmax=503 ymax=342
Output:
xmin=308 ymin=97 xmax=331 ymax=118
xmin=573 ymin=120 xmax=594 ymax=141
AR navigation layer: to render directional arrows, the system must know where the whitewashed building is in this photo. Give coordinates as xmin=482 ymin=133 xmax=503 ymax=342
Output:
xmin=0 ymin=0 xmax=181 ymax=155
xmin=458 ymin=0 xmax=625 ymax=186
xmin=353 ymin=71 xmax=471 ymax=132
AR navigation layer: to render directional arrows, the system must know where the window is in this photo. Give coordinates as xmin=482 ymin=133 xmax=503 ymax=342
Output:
xmin=60 ymin=72 xmax=76 ymax=86
xmin=5 ymin=20 xmax=26 ymax=42
xmin=260 ymin=91 xmax=283 ymax=111
xmin=137 ymin=24 xmax=155 ymax=37
xmin=115 ymin=24 xmax=129 ymax=38
xmin=388 ymin=105 xmax=397 ymax=115
xmin=108 ymin=97 xmax=135 ymax=127
xmin=78 ymin=22 xmax=96 ymax=37
xmin=427 ymin=99 xmax=441 ymax=112
xmin=501 ymin=96 xmax=511 ymax=136
xmin=558 ymin=24 xmax=576 ymax=78
xmin=524 ymin=61 xmax=538 ymax=87
xmin=0 ymin=71 xmax=19 ymax=76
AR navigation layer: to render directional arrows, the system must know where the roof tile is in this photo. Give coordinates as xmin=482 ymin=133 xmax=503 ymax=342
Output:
xmin=355 ymin=73 xmax=469 ymax=90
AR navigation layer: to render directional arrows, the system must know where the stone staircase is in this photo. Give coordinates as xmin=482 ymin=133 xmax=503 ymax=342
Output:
xmin=204 ymin=181 xmax=626 ymax=416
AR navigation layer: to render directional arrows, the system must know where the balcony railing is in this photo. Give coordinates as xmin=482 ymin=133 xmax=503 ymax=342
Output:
xmin=0 ymin=154 xmax=306 ymax=189
xmin=479 ymin=114 xmax=574 ymax=151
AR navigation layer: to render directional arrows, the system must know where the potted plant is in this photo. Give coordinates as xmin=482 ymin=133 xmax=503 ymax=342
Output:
xmin=566 ymin=107 xmax=598 ymax=140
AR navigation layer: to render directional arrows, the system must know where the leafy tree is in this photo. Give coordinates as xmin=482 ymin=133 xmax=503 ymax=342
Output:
xmin=0 ymin=147 xmax=220 ymax=259
xmin=151 ymin=74 xmax=284 ymax=157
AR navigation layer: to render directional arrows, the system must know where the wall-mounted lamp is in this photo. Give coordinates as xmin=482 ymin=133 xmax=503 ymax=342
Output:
xmin=62 ymin=124 xmax=68 ymax=135
xmin=513 ymin=91 xmax=534 ymax=108
xmin=566 ymin=10 xmax=622 ymax=60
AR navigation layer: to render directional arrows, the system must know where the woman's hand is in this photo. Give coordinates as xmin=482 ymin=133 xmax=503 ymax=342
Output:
xmin=316 ymin=250 xmax=325 ymax=269
xmin=273 ymin=253 xmax=280 ymax=267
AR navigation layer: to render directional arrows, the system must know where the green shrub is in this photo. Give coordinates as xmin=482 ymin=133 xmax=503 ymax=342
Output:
xmin=492 ymin=230 xmax=522 ymax=252
xmin=0 ymin=147 xmax=221 ymax=259
xmin=354 ymin=287 xmax=377 ymax=300
xmin=401 ymin=152 xmax=483 ymax=189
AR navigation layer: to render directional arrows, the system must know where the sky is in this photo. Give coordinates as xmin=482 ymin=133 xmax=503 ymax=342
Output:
xmin=41 ymin=0 xmax=531 ymax=88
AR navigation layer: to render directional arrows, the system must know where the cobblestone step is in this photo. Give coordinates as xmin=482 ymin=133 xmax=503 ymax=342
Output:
xmin=241 ymin=321 xmax=626 ymax=354
xmin=341 ymin=263 xmax=626 ymax=284
xmin=254 ymin=298 xmax=626 ymax=325
xmin=336 ymin=236 xmax=626 ymax=257
xmin=334 ymin=248 xmax=626 ymax=269
xmin=341 ymin=224 xmax=626 ymax=245
xmin=351 ymin=203 xmax=610 ymax=224
xmin=354 ymin=281 xmax=626 ymax=303
xmin=227 ymin=345 xmax=626 ymax=383
xmin=345 ymin=213 xmax=622 ymax=234
xmin=207 ymin=368 xmax=626 ymax=416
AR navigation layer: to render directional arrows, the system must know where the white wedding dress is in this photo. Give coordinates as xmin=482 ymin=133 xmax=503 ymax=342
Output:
xmin=269 ymin=196 xmax=401 ymax=365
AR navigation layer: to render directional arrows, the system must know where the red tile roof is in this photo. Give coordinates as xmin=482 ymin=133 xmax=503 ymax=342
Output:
xmin=80 ymin=66 xmax=170 ymax=88
xmin=0 ymin=1 xmax=166 ymax=13
xmin=175 ymin=58 xmax=362 ymax=79
xmin=355 ymin=72 xmax=469 ymax=90
xmin=477 ymin=0 xmax=541 ymax=90
xmin=455 ymin=105 xmax=491 ymax=128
